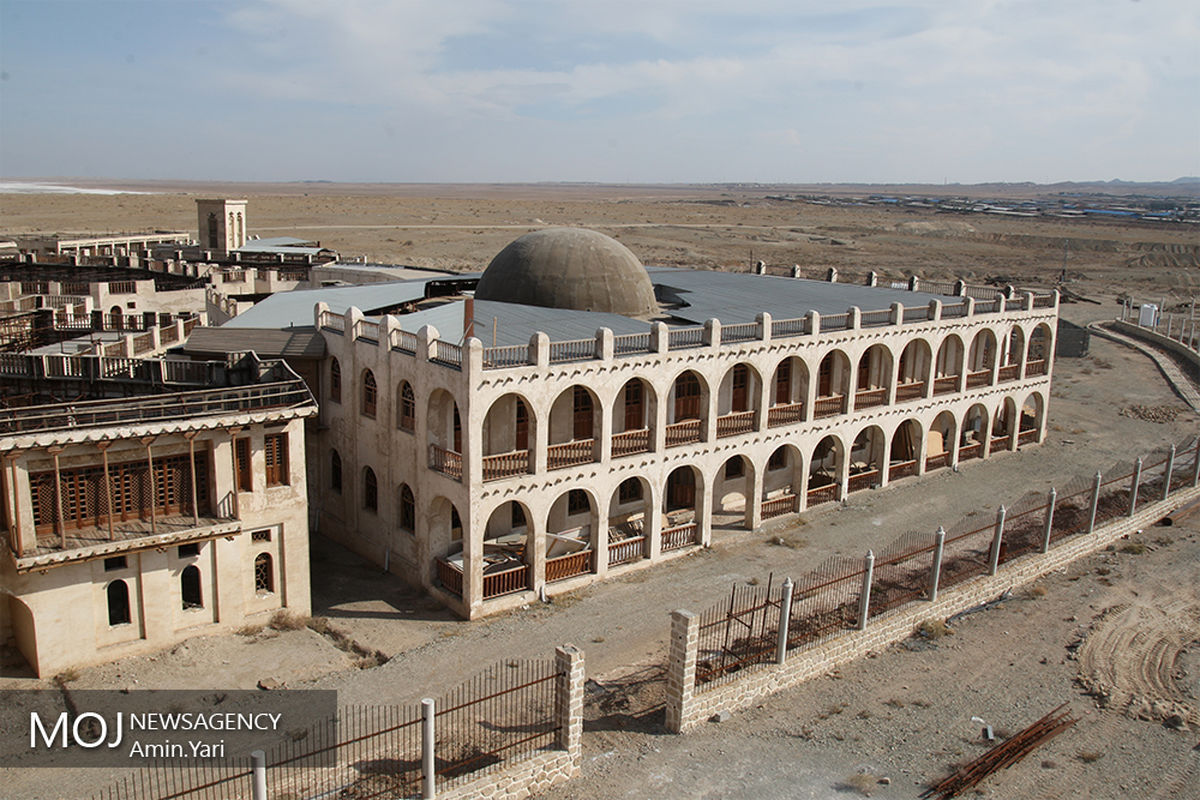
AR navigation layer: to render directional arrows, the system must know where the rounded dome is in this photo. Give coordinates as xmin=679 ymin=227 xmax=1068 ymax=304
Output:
xmin=475 ymin=228 xmax=658 ymax=317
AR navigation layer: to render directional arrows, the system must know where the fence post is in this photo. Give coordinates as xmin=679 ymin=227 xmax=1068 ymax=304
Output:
xmin=422 ymin=698 xmax=436 ymax=800
xmin=988 ymin=506 xmax=1006 ymax=575
xmin=1163 ymin=445 xmax=1176 ymax=501
xmin=1041 ymin=489 xmax=1056 ymax=553
xmin=1088 ymin=472 xmax=1102 ymax=533
xmin=857 ymin=551 xmax=875 ymax=630
xmin=555 ymin=645 xmax=585 ymax=760
xmin=665 ymin=609 xmax=699 ymax=733
xmin=1128 ymin=457 xmax=1143 ymax=517
xmin=776 ymin=578 xmax=794 ymax=664
xmin=1193 ymin=438 xmax=1200 ymax=487
xmin=251 ymin=750 xmax=267 ymax=800
xmin=929 ymin=527 xmax=946 ymax=603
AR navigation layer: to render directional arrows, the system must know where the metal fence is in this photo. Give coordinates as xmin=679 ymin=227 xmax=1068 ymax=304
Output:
xmin=695 ymin=580 xmax=783 ymax=687
xmin=92 ymin=657 xmax=566 ymax=800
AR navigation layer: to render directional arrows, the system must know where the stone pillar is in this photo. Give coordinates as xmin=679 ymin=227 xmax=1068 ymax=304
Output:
xmin=665 ymin=610 xmax=699 ymax=733
xmin=593 ymin=490 xmax=611 ymax=578
xmin=530 ymin=331 xmax=549 ymax=369
xmin=651 ymin=321 xmax=670 ymax=354
xmin=703 ymin=318 xmax=721 ymax=347
xmin=555 ymin=645 xmax=585 ymax=760
xmin=756 ymin=311 xmax=772 ymax=343
xmin=745 ymin=464 xmax=764 ymax=530
xmin=1128 ymin=457 xmax=1143 ymax=516
xmin=857 ymin=551 xmax=875 ymax=630
xmin=1162 ymin=445 xmax=1176 ymax=501
xmin=988 ymin=506 xmax=1007 ymax=574
xmin=929 ymin=527 xmax=945 ymax=602
xmin=1041 ymin=488 xmax=1056 ymax=553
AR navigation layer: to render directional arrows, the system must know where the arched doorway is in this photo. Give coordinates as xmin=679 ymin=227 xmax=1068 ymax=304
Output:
xmin=808 ymin=435 xmax=843 ymax=506
xmin=608 ymin=477 xmax=651 ymax=567
xmin=926 ymin=410 xmax=957 ymax=471
xmin=889 ymin=419 xmax=922 ymax=481
xmin=663 ymin=466 xmax=703 ymax=550
xmin=546 ymin=490 xmax=597 ymax=582
xmin=848 ymin=426 xmax=886 ymax=493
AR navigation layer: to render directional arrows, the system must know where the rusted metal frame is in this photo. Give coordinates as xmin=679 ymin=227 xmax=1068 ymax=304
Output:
xmin=267 ymin=715 xmax=421 ymax=769
xmin=437 ymin=670 xmax=561 ymax=716
xmin=435 ymin=724 xmax=562 ymax=778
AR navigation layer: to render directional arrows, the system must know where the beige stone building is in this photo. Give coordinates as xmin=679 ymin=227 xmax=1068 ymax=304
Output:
xmin=0 ymin=353 xmax=317 ymax=677
xmin=302 ymin=229 xmax=1057 ymax=619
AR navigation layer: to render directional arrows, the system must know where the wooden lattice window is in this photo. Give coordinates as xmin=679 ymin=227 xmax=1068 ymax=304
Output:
xmin=731 ymin=365 xmax=749 ymax=412
xmin=768 ymin=448 xmax=787 ymax=470
xmin=775 ymin=361 xmax=791 ymax=404
xmin=330 ymin=358 xmax=342 ymax=403
xmin=673 ymin=373 xmax=701 ymax=420
xmin=515 ymin=400 xmax=529 ymax=450
xmin=399 ymin=382 xmax=415 ymax=431
xmin=264 ymin=433 xmax=288 ymax=487
xmin=235 ymin=438 xmax=252 ymax=492
xmin=623 ymin=382 xmax=643 ymax=430
xmin=572 ymin=387 xmax=593 ymax=440
xmin=254 ymin=553 xmax=274 ymax=594
xmin=618 ymin=478 xmax=642 ymax=504
xmin=363 ymin=467 xmax=378 ymax=512
xmin=362 ymin=370 xmax=377 ymax=418
xmin=399 ymin=484 xmax=415 ymax=532
xmin=567 ymin=489 xmax=589 ymax=515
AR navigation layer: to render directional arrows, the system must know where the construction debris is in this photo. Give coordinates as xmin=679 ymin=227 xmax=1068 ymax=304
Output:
xmin=1120 ymin=404 xmax=1184 ymax=423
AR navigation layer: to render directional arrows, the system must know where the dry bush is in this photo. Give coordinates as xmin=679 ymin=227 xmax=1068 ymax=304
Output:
xmin=1077 ymin=750 xmax=1104 ymax=763
xmin=916 ymin=618 xmax=953 ymax=639
xmin=1119 ymin=541 xmax=1147 ymax=555
xmin=235 ymin=624 xmax=264 ymax=637
xmin=269 ymin=610 xmax=308 ymax=631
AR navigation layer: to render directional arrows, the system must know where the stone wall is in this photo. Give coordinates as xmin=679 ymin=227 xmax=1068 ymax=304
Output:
xmin=666 ymin=482 xmax=1200 ymax=732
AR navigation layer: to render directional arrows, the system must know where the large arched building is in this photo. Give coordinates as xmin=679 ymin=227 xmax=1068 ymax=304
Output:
xmin=313 ymin=229 xmax=1056 ymax=618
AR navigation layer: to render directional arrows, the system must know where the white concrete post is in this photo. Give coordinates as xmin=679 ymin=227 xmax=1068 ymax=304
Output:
xmin=826 ymin=267 xmax=838 ymax=283
xmin=929 ymin=527 xmax=945 ymax=602
xmin=928 ymin=299 xmax=941 ymax=323
xmin=251 ymin=750 xmax=267 ymax=800
xmin=1041 ymin=488 xmax=1056 ymax=553
xmin=1192 ymin=438 xmax=1200 ymax=487
xmin=1163 ymin=445 xmax=1176 ymax=501
xmin=422 ymin=698 xmax=436 ymax=799
xmin=857 ymin=551 xmax=875 ymax=630
xmin=1087 ymin=471 xmax=1102 ymax=533
xmin=988 ymin=505 xmax=1006 ymax=575
xmin=867 ymin=271 xmax=878 ymax=287
xmin=808 ymin=310 xmax=821 ymax=336
xmin=1128 ymin=457 xmax=1143 ymax=517
xmin=757 ymin=311 xmax=772 ymax=342
xmin=776 ymin=578 xmax=794 ymax=664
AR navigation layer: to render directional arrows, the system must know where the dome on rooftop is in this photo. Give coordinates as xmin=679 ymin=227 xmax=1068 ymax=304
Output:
xmin=475 ymin=228 xmax=658 ymax=317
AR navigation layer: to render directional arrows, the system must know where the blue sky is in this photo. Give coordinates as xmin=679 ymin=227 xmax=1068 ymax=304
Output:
xmin=1 ymin=0 xmax=1197 ymax=183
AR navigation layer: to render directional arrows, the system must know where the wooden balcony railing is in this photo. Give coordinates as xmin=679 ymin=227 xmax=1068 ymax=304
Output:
xmin=661 ymin=522 xmax=698 ymax=552
xmin=767 ymin=402 xmax=804 ymax=427
xmin=806 ymin=481 xmax=838 ymax=506
xmin=612 ymin=428 xmax=650 ymax=457
xmin=958 ymin=441 xmax=983 ymax=461
xmin=932 ymin=375 xmax=959 ymax=395
xmin=1018 ymin=428 xmax=1038 ymax=445
xmin=483 ymin=564 xmax=530 ymax=599
xmin=812 ymin=395 xmax=845 ymax=419
xmin=1026 ymin=359 xmax=1048 ymax=376
xmin=966 ymin=370 xmax=991 ymax=389
xmin=761 ymin=493 xmax=798 ymax=520
xmin=548 ymin=439 xmax=594 ymax=469
xmin=546 ymin=550 xmax=593 ymax=583
xmin=888 ymin=459 xmax=918 ymax=481
xmin=854 ymin=387 xmax=888 ymax=410
xmin=997 ymin=364 xmax=1020 ymax=382
xmin=716 ymin=410 xmax=755 ymax=438
xmin=665 ymin=419 xmax=701 ymax=447
xmin=436 ymin=558 xmax=464 ymax=598
xmin=925 ymin=452 xmax=950 ymax=471
xmin=894 ymin=382 xmax=926 ymax=402
xmin=607 ymin=535 xmax=646 ymax=567
xmin=482 ymin=450 xmax=530 ymax=481
xmin=847 ymin=469 xmax=880 ymax=493
xmin=429 ymin=444 xmax=463 ymax=481
xmin=990 ymin=434 xmax=1011 ymax=451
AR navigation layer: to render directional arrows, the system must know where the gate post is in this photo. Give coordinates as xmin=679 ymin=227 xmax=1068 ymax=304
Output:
xmin=988 ymin=506 xmax=1006 ymax=575
xmin=1163 ymin=445 xmax=1176 ymax=501
xmin=929 ymin=527 xmax=946 ymax=603
xmin=1087 ymin=472 xmax=1102 ymax=533
xmin=422 ymin=698 xmax=436 ymax=799
xmin=251 ymin=750 xmax=267 ymax=800
xmin=665 ymin=609 xmax=699 ymax=733
xmin=857 ymin=551 xmax=875 ymax=630
xmin=776 ymin=578 xmax=794 ymax=664
xmin=1041 ymin=489 xmax=1056 ymax=553
xmin=1128 ymin=457 xmax=1143 ymax=517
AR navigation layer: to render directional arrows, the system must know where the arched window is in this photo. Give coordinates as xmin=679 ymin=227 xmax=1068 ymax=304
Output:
xmin=399 ymin=382 xmax=415 ymax=431
xmin=567 ymin=489 xmax=589 ymax=515
xmin=330 ymin=358 xmax=342 ymax=403
xmin=363 ymin=467 xmax=378 ymax=512
xmin=330 ymin=449 xmax=342 ymax=493
xmin=107 ymin=580 xmax=131 ymax=626
xmin=362 ymin=369 xmax=377 ymax=418
xmin=399 ymin=484 xmax=415 ymax=532
xmin=674 ymin=373 xmax=701 ymax=420
xmin=254 ymin=553 xmax=274 ymax=594
xmin=181 ymin=565 xmax=203 ymax=609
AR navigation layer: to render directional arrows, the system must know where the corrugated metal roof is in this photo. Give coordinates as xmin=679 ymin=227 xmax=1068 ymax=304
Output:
xmin=646 ymin=268 xmax=957 ymax=325
xmin=183 ymin=326 xmax=327 ymax=359
xmin=223 ymin=280 xmax=441 ymax=329
xmin=397 ymin=299 xmax=652 ymax=346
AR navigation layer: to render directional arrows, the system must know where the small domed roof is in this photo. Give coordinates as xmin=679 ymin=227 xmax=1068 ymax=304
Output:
xmin=475 ymin=228 xmax=658 ymax=317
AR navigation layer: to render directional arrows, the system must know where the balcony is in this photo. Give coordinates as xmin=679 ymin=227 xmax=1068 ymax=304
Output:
xmin=665 ymin=419 xmax=701 ymax=447
xmin=853 ymin=388 xmax=888 ymax=410
xmin=761 ymin=493 xmax=798 ymax=520
xmin=607 ymin=534 xmax=646 ymax=567
xmin=767 ymin=402 xmax=804 ymax=427
xmin=483 ymin=563 xmax=530 ymax=599
xmin=429 ymin=445 xmax=463 ymax=481
xmin=888 ymin=459 xmax=918 ymax=481
xmin=1026 ymin=359 xmax=1048 ymax=376
xmin=997 ymin=364 xmax=1020 ymax=382
xmin=806 ymin=481 xmax=838 ymax=506
xmin=661 ymin=522 xmax=698 ymax=552
xmin=812 ymin=395 xmax=846 ymax=419
xmin=894 ymin=381 xmax=926 ymax=402
xmin=546 ymin=550 xmax=593 ymax=583
xmin=482 ymin=450 xmax=530 ymax=481
xmin=965 ymin=370 xmax=991 ymax=389
xmin=932 ymin=375 xmax=959 ymax=395
xmin=847 ymin=468 xmax=880 ymax=493
xmin=716 ymin=410 xmax=755 ymax=438
xmin=548 ymin=439 xmax=595 ymax=470
xmin=612 ymin=428 xmax=651 ymax=457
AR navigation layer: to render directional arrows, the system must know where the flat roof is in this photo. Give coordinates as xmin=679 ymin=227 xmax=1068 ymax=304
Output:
xmin=398 ymin=299 xmax=652 ymax=346
xmin=223 ymin=279 xmax=445 ymax=329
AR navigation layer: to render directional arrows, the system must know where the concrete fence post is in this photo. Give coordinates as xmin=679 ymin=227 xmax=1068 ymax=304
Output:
xmin=422 ymin=698 xmax=436 ymax=799
xmin=665 ymin=609 xmax=699 ymax=733
xmin=929 ymin=527 xmax=946 ymax=603
xmin=1087 ymin=472 xmax=1102 ymax=533
xmin=1041 ymin=489 xmax=1056 ymax=553
xmin=1163 ymin=445 xmax=1176 ymax=501
xmin=988 ymin=505 xmax=1006 ymax=575
xmin=775 ymin=578 xmax=794 ymax=664
xmin=251 ymin=749 xmax=267 ymax=800
xmin=1128 ymin=457 xmax=1143 ymax=517
xmin=555 ymin=645 xmax=585 ymax=760
xmin=857 ymin=551 xmax=875 ymax=630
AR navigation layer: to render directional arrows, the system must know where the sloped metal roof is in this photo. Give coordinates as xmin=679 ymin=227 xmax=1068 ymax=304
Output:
xmin=183 ymin=326 xmax=326 ymax=359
